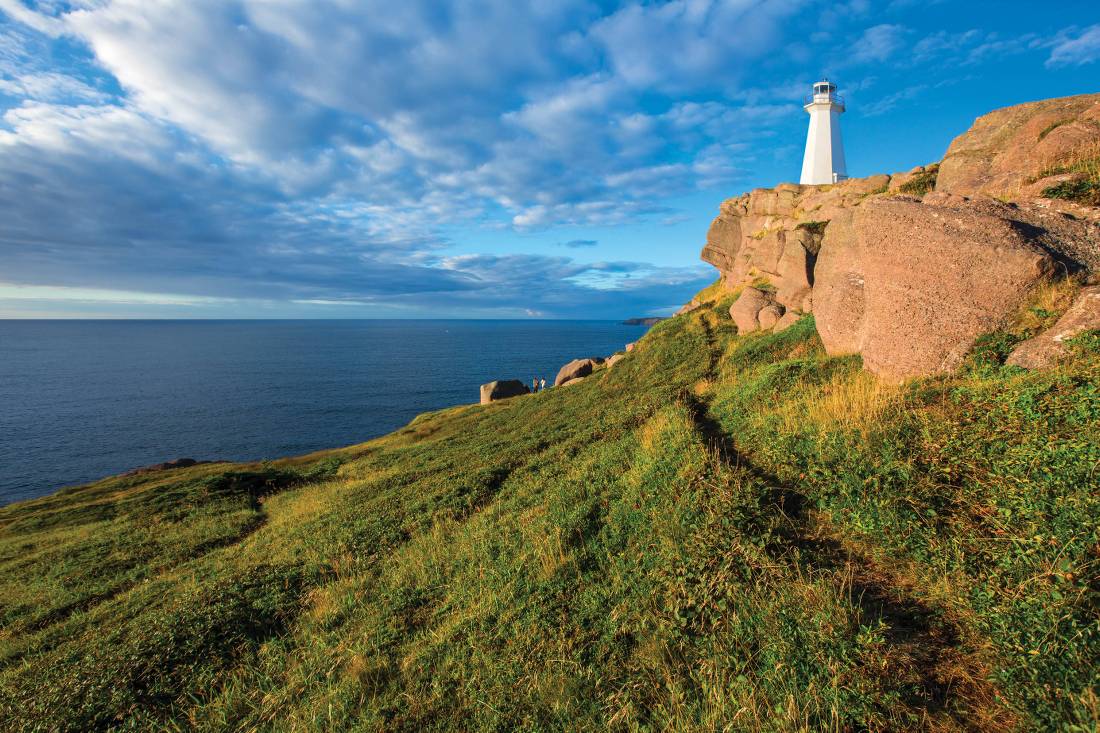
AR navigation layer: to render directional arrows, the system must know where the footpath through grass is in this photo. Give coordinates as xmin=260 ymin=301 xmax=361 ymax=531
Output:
xmin=0 ymin=300 xmax=1097 ymax=731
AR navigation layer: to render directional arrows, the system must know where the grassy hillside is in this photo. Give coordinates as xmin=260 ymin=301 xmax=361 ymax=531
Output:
xmin=1 ymin=296 xmax=1097 ymax=732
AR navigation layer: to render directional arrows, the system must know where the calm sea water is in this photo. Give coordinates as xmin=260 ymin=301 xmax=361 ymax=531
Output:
xmin=0 ymin=320 xmax=647 ymax=505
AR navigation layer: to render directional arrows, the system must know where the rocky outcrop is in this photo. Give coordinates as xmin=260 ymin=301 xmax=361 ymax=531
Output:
xmin=124 ymin=458 xmax=215 ymax=476
xmin=1007 ymin=286 xmax=1100 ymax=369
xmin=815 ymin=198 xmax=1058 ymax=379
xmin=606 ymin=353 xmax=625 ymax=368
xmin=701 ymin=177 xmax=894 ymax=315
xmin=937 ymin=93 xmax=1100 ymax=212
xmin=480 ymin=380 xmax=530 ymax=404
xmin=554 ymin=357 xmax=605 ymax=387
xmin=699 ymin=92 xmax=1100 ymax=380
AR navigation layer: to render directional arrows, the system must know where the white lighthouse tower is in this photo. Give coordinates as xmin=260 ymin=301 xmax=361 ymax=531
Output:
xmin=799 ymin=79 xmax=847 ymax=185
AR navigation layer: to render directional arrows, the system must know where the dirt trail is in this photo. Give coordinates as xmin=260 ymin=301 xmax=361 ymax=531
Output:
xmin=684 ymin=309 xmax=1015 ymax=732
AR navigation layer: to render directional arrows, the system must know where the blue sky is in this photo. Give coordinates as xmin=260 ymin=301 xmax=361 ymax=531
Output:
xmin=0 ymin=0 xmax=1097 ymax=319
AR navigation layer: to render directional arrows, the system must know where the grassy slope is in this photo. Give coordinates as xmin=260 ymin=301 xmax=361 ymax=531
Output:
xmin=0 ymin=301 xmax=1097 ymax=732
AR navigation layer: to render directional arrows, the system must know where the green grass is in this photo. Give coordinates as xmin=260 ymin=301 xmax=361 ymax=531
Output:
xmin=897 ymin=165 xmax=940 ymax=197
xmin=1038 ymin=144 xmax=1100 ymax=205
xmin=1038 ymin=120 xmax=1069 ymax=142
xmin=1 ymin=303 xmax=1097 ymax=731
xmin=1043 ymin=178 xmax=1100 ymax=206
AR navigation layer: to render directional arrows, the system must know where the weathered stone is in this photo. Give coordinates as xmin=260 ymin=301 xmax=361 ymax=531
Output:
xmin=699 ymin=172 xmax=905 ymax=308
xmin=625 ymin=342 xmax=636 ymax=352
xmin=937 ymin=92 xmax=1100 ymax=207
xmin=1007 ymin=285 xmax=1100 ymax=369
xmin=729 ymin=287 xmax=769 ymax=333
xmin=923 ymin=191 xmax=1100 ymax=273
xmin=753 ymin=230 xmax=785 ymax=273
xmin=842 ymin=174 xmax=890 ymax=196
xmin=480 ymin=380 xmax=530 ymax=405
xmin=554 ymin=357 xmax=605 ymax=387
xmin=815 ymin=198 xmax=1056 ymax=380
xmin=774 ymin=231 xmax=814 ymax=311
xmin=606 ymin=353 xmax=626 ymax=368
xmin=888 ymin=166 xmax=922 ymax=192
xmin=749 ymin=189 xmax=782 ymax=216
xmin=773 ymin=311 xmax=802 ymax=333
xmin=702 ymin=216 xmax=741 ymax=274
xmin=812 ymin=209 xmax=865 ymax=355
xmin=758 ymin=304 xmax=785 ymax=330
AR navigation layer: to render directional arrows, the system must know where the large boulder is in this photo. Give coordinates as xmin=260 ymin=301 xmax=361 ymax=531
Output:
xmin=1007 ymin=285 xmax=1100 ymax=369
xmin=937 ymin=93 xmax=1100 ymax=210
xmin=922 ymin=191 xmax=1100 ymax=273
xmin=811 ymin=209 xmax=865 ymax=355
xmin=814 ymin=198 xmax=1057 ymax=380
xmin=729 ymin=287 xmax=769 ymax=333
xmin=757 ymin=304 xmax=785 ymax=330
xmin=554 ymin=357 xmax=605 ymax=387
xmin=479 ymin=380 xmax=530 ymax=405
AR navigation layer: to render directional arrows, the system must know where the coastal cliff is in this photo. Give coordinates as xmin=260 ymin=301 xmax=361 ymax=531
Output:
xmin=699 ymin=92 xmax=1100 ymax=380
xmin=1 ymin=95 xmax=1098 ymax=732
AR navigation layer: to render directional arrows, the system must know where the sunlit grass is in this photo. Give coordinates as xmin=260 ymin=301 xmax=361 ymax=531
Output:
xmin=0 ymin=299 xmax=1096 ymax=731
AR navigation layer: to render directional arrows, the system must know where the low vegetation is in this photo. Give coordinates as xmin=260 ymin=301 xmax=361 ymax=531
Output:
xmin=794 ymin=220 xmax=828 ymax=237
xmin=1 ymin=288 xmax=1097 ymax=731
xmin=1040 ymin=142 xmax=1100 ymax=206
xmin=897 ymin=164 xmax=939 ymax=197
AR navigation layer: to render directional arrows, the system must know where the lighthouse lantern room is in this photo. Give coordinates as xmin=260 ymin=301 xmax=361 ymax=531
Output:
xmin=799 ymin=79 xmax=848 ymax=185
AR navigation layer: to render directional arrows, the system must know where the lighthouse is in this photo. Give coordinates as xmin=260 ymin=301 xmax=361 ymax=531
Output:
xmin=799 ymin=80 xmax=847 ymax=185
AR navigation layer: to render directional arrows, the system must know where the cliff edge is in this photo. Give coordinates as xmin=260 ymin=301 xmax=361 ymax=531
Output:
xmin=700 ymin=93 xmax=1100 ymax=381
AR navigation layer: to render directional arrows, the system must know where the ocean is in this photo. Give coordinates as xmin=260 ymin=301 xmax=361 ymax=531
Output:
xmin=0 ymin=320 xmax=647 ymax=505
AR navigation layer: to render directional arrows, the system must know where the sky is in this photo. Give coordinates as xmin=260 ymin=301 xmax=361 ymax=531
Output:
xmin=0 ymin=1 xmax=1098 ymax=319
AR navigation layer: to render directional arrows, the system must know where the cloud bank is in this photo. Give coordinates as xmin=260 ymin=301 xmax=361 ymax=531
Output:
xmin=0 ymin=1 xmax=1095 ymax=317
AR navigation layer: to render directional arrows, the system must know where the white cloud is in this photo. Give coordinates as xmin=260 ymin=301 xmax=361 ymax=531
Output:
xmin=0 ymin=71 xmax=107 ymax=103
xmin=0 ymin=282 xmax=234 ymax=306
xmin=4 ymin=1 xmax=1087 ymax=317
xmin=848 ymin=24 xmax=907 ymax=65
xmin=1047 ymin=24 xmax=1100 ymax=67
xmin=0 ymin=102 xmax=171 ymax=163
xmin=0 ymin=0 xmax=66 ymax=35
xmin=590 ymin=0 xmax=808 ymax=93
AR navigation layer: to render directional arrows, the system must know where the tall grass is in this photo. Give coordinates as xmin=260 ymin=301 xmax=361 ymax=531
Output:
xmin=1040 ymin=140 xmax=1100 ymax=205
